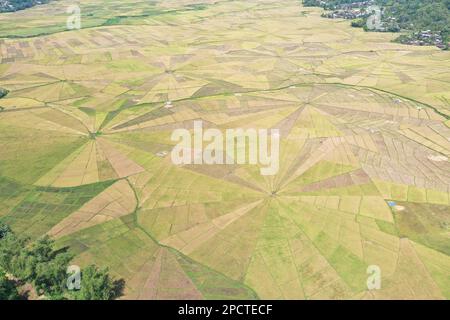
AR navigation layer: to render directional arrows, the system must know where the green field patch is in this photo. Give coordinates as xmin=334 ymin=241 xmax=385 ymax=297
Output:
xmin=101 ymin=10 xmax=169 ymax=26
xmin=328 ymin=246 xmax=368 ymax=293
xmin=106 ymin=60 xmax=159 ymax=72
xmin=299 ymin=182 xmax=380 ymax=197
xmin=314 ymin=231 xmax=339 ymax=258
xmin=0 ymin=124 xmax=88 ymax=185
xmin=111 ymin=106 xmax=172 ymax=130
xmin=1 ymin=180 xmax=115 ymax=239
xmin=78 ymin=107 xmax=96 ymax=117
xmin=108 ymin=130 xmax=175 ymax=153
xmin=35 ymin=109 xmax=89 ymax=134
xmin=175 ymin=250 xmax=259 ymax=300
xmin=292 ymin=160 xmax=357 ymax=186
xmin=0 ymin=175 xmax=29 ymax=216
xmin=413 ymin=242 xmax=450 ymax=299
xmin=407 ymin=186 xmax=427 ymax=203
xmin=394 ymin=202 xmax=450 ymax=255
xmin=0 ymin=2 xmax=210 ymax=38
xmin=57 ymin=218 xmax=258 ymax=299
xmin=192 ymin=80 xmax=244 ymax=98
xmin=375 ymin=219 xmax=398 ymax=237
xmin=98 ymin=99 xmax=137 ymax=130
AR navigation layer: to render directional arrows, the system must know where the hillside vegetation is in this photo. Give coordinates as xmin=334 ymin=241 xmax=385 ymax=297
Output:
xmin=303 ymin=0 xmax=450 ymax=48
xmin=0 ymin=0 xmax=51 ymax=13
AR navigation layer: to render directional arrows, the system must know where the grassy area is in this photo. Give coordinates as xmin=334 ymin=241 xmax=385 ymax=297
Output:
xmin=0 ymin=0 xmax=449 ymax=300
xmin=1 ymin=180 xmax=115 ymax=239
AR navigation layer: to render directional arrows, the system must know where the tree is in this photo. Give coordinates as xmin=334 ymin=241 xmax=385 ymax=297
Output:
xmin=71 ymin=265 xmax=122 ymax=300
xmin=9 ymin=249 xmax=36 ymax=281
xmin=0 ymin=269 xmax=20 ymax=300
xmin=24 ymin=236 xmax=73 ymax=297
xmin=33 ymin=250 xmax=73 ymax=297
xmin=0 ymin=232 xmax=28 ymax=274
xmin=0 ymin=88 xmax=8 ymax=99
xmin=0 ymin=223 xmax=124 ymax=300
xmin=0 ymin=0 xmax=52 ymax=13
xmin=0 ymin=222 xmax=11 ymax=239
xmin=28 ymin=236 xmax=56 ymax=263
xmin=0 ymin=232 xmax=74 ymax=298
xmin=351 ymin=18 xmax=366 ymax=28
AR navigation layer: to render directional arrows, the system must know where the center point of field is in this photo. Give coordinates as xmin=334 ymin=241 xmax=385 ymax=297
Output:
xmin=89 ymin=131 xmax=102 ymax=140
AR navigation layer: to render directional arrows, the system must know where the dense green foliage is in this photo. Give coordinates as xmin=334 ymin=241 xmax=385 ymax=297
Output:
xmin=0 ymin=222 xmax=11 ymax=239
xmin=0 ymin=0 xmax=51 ymax=13
xmin=379 ymin=0 xmax=450 ymax=32
xmin=351 ymin=18 xmax=366 ymax=28
xmin=71 ymin=265 xmax=123 ymax=300
xmin=29 ymin=237 xmax=74 ymax=297
xmin=303 ymin=0 xmax=363 ymax=10
xmin=0 ymin=269 xmax=20 ymax=300
xmin=0 ymin=233 xmax=72 ymax=297
xmin=0 ymin=223 xmax=122 ymax=300
xmin=302 ymin=0 xmax=450 ymax=47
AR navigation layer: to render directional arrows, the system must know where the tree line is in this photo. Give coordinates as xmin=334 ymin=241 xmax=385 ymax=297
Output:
xmin=0 ymin=222 xmax=124 ymax=300
xmin=302 ymin=0 xmax=450 ymax=47
xmin=0 ymin=0 xmax=51 ymax=13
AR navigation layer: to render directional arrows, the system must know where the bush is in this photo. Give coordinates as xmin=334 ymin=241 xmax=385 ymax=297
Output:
xmin=351 ymin=18 xmax=366 ymax=28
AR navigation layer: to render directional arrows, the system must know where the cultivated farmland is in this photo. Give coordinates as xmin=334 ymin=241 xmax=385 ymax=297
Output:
xmin=0 ymin=0 xmax=449 ymax=300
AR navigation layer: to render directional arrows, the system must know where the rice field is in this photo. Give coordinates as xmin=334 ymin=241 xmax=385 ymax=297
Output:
xmin=0 ymin=0 xmax=449 ymax=300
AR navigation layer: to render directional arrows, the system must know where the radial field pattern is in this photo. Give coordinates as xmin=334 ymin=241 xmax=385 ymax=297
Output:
xmin=0 ymin=0 xmax=449 ymax=300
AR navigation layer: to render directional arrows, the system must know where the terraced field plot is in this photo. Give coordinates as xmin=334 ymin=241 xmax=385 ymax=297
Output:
xmin=0 ymin=0 xmax=449 ymax=299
